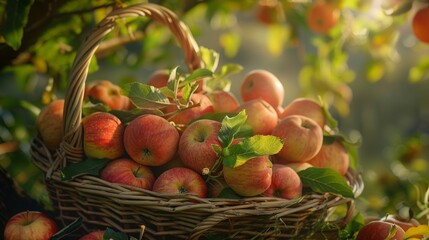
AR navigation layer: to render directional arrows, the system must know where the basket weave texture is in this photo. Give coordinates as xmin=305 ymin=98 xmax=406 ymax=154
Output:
xmin=31 ymin=3 xmax=364 ymax=240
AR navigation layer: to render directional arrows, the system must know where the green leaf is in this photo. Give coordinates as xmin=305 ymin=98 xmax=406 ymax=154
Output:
xmin=298 ymin=167 xmax=354 ymax=198
xmin=217 ymin=187 xmax=241 ymax=199
xmin=339 ymin=213 xmax=364 ymax=239
xmin=109 ymin=108 xmax=164 ymax=124
xmin=61 ymin=158 xmax=109 ymax=181
xmin=51 ymin=217 xmax=82 ymax=240
xmin=104 ymin=228 xmax=130 ymax=240
xmin=200 ymin=47 xmax=220 ymax=72
xmin=180 ymin=68 xmax=214 ymax=86
xmin=122 ymin=82 xmax=170 ymax=108
xmin=218 ymin=63 xmax=243 ymax=79
xmin=82 ymin=101 xmax=109 ymax=117
xmin=2 ymin=0 xmax=35 ymax=50
xmin=222 ymin=135 xmax=282 ymax=168
xmin=218 ymin=110 xmax=247 ymax=148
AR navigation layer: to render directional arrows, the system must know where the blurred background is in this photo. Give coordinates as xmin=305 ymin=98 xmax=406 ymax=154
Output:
xmin=1 ymin=0 xmax=429 ymax=226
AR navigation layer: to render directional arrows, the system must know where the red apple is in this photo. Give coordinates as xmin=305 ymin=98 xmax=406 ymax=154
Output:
xmin=240 ymin=69 xmax=285 ymax=108
xmin=152 ymin=167 xmax=207 ymax=198
xmin=178 ymin=119 xmax=222 ymax=174
xmin=207 ymin=90 xmax=240 ymax=113
xmin=236 ymin=99 xmax=278 ymax=135
xmin=356 ymin=220 xmax=405 ymax=240
xmin=263 ymin=164 xmax=302 ymax=199
xmin=36 ymin=99 xmax=64 ymax=150
xmin=86 ymin=80 xmax=131 ymax=110
xmin=308 ymin=139 xmax=350 ymax=175
xmin=280 ymin=98 xmax=325 ymax=128
xmin=100 ymin=158 xmax=155 ymax=190
xmin=147 ymin=69 xmax=170 ymax=88
xmin=272 ymin=115 xmax=323 ymax=163
xmin=223 ymin=155 xmax=272 ymax=197
xmin=4 ymin=211 xmax=58 ymax=240
xmin=382 ymin=214 xmax=420 ymax=232
xmin=83 ymin=112 xmax=124 ymax=159
xmin=165 ymin=93 xmax=214 ymax=126
xmin=79 ymin=230 xmax=105 ymax=240
xmin=124 ymin=114 xmax=179 ymax=166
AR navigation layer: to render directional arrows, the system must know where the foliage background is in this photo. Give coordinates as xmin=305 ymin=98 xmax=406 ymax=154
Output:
xmin=1 ymin=0 xmax=429 ymax=230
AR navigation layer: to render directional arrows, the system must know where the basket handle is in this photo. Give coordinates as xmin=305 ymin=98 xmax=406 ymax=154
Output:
xmin=60 ymin=3 xmax=203 ymax=164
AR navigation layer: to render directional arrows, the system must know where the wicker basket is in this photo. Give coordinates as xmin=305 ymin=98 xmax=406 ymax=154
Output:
xmin=31 ymin=3 xmax=364 ymax=239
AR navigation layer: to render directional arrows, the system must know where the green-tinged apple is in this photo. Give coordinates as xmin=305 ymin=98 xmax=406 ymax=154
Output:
xmin=308 ymin=139 xmax=349 ymax=175
xmin=178 ymin=119 xmax=222 ymax=174
xmin=280 ymin=98 xmax=325 ymax=128
xmin=152 ymin=167 xmax=207 ymax=198
xmin=263 ymin=164 xmax=302 ymax=199
xmin=147 ymin=69 xmax=170 ymax=88
xmin=83 ymin=112 xmax=124 ymax=159
xmin=272 ymin=115 xmax=323 ymax=163
xmin=86 ymin=80 xmax=131 ymax=110
xmin=240 ymin=69 xmax=284 ymax=108
xmin=79 ymin=230 xmax=105 ymax=240
xmin=356 ymin=221 xmax=405 ymax=240
xmin=207 ymin=90 xmax=240 ymax=113
xmin=4 ymin=211 xmax=58 ymax=240
xmin=165 ymin=93 xmax=214 ymax=126
xmin=100 ymin=158 xmax=155 ymax=190
xmin=223 ymin=155 xmax=272 ymax=197
xmin=124 ymin=114 xmax=179 ymax=166
xmin=36 ymin=99 xmax=64 ymax=150
xmin=236 ymin=99 xmax=278 ymax=135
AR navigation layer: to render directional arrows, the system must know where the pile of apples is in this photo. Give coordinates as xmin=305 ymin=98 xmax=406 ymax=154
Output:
xmin=35 ymin=67 xmax=351 ymax=201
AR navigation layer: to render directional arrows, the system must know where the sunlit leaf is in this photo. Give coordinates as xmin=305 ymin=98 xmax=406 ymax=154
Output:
xmin=1 ymin=0 xmax=35 ymax=50
xmin=404 ymin=225 xmax=429 ymax=239
xmin=122 ymin=82 xmax=170 ymax=108
xmin=200 ymin=47 xmax=219 ymax=72
xmin=218 ymin=110 xmax=247 ymax=148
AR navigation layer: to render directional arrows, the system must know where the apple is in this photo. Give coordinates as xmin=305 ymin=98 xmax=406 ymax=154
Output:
xmin=207 ymin=90 xmax=240 ymax=113
xmin=207 ymin=178 xmax=229 ymax=198
xmin=272 ymin=115 xmax=323 ymax=163
xmin=280 ymin=97 xmax=325 ymax=128
xmin=165 ymin=93 xmax=214 ymax=126
xmin=4 ymin=211 xmax=58 ymax=240
xmin=263 ymin=164 xmax=302 ymax=199
xmin=124 ymin=114 xmax=179 ymax=166
xmin=36 ymin=99 xmax=64 ymax=150
xmin=356 ymin=220 xmax=405 ymax=240
xmin=147 ymin=69 xmax=170 ymax=88
xmin=307 ymin=1 xmax=339 ymax=34
xmin=79 ymin=230 xmax=105 ymax=240
xmin=240 ymin=69 xmax=284 ymax=108
xmin=82 ymin=112 xmax=124 ymax=159
xmin=86 ymin=80 xmax=131 ymax=110
xmin=256 ymin=0 xmax=285 ymax=25
xmin=100 ymin=158 xmax=155 ymax=190
xmin=223 ymin=155 xmax=272 ymax=197
xmin=178 ymin=119 xmax=222 ymax=174
xmin=152 ymin=167 xmax=207 ymax=198
xmin=307 ymin=138 xmax=350 ymax=175
xmin=382 ymin=214 xmax=420 ymax=232
xmin=235 ymin=99 xmax=278 ymax=135
xmin=150 ymin=153 xmax=187 ymax=177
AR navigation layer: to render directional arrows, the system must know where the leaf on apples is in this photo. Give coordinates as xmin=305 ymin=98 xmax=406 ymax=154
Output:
xmin=61 ymin=158 xmax=109 ymax=181
xmin=180 ymin=68 xmax=213 ymax=86
xmin=51 ymin=217 xmax=82 ymax=240
xmin=121 ymin=82 xmax=170 ymax=108
xmin=298 ymin=167 xmax=354 ymax=198
xmin=82 ymin=101 xmax=109 ymax=116
xmin=404 ymin=225 xmax=429 ymax=240
xmin=190 ymin=112 xmax=253 ymax=137
xmin=104 ymin=228 xmax=136 ymax=240
xmin=109 ymin=108 xmax=164 ymax=124
xmin=200 ymin=47 xmax=220 ymax=72
xmin=339 ymin=212 xmax=365 ymax=240
xmin=222 ymin=135 xmax=282 ymax=168
xmin=218 ymin=110 xmax=247 ymax=148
